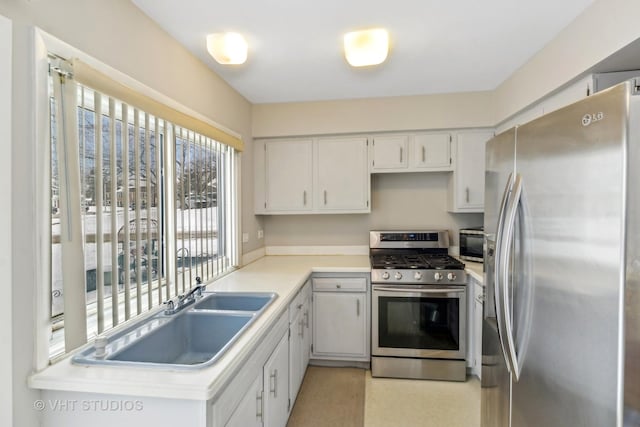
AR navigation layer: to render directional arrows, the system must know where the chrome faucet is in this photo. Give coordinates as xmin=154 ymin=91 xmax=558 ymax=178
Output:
xmin=163 ymin=277 xmax=205 ymax=315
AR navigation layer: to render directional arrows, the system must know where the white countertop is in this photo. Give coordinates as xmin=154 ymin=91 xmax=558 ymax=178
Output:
xmin=29 ymin=255 xmax=370 ymax=402
xmin=29 ymin=253 xmax=482 ymax=401
xmin=463 ymin=260 xmax=484 ymax=284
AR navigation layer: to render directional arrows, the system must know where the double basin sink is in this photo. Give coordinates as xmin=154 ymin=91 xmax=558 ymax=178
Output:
xmin=72 ymin=292 xmax=277 ymax=369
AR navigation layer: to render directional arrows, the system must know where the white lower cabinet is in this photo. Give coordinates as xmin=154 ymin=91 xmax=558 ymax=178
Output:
xmin=311 ymin=275 xmax=370 ymax=361
xmin=225 ymin=375 xmax=263 ymax=427
xmin=289 ymin=280 xmax=312 ymax=409
xmin=263 ymin=332 xmax=290 ymax=427
xmin=225 ymin=331 xmax=290 ymax=427
xmin=302 ymin=289 xmax=311 ymax=368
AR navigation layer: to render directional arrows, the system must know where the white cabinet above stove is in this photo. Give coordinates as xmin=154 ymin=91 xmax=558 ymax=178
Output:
xmin=371 ymin=132 xmax=453 ymax=173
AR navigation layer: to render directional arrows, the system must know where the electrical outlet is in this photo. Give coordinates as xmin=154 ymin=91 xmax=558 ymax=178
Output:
xmin=257 ymin=229 xmax=264 ymax=239
xmin=242 ymin=233 xmax=249 ymax=243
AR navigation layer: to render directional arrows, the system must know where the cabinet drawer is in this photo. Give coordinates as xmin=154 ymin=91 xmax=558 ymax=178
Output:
xmin=313 ymin=277 xmax=366 ymax=292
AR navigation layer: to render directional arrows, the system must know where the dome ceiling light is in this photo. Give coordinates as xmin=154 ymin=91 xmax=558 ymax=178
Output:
xmin=343 ymin=28 xmax=389 ymax=67
xmin=206 ymin=32 xmax=248 ymax=65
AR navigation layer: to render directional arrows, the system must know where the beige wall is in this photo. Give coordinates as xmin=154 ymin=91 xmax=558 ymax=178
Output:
xmin=493 ymin=0 xmax=640 ymax=124
xmin=253 ymin=93 xmax=493 ymax=249
xmin=0 ymin=0 xmax=259 ymax=425
xmin=252 ymin=91 xmax=495 ymax=138
xmin=264 ymin=173 xmax=483 ymax=248
xmin=257 ymin=0 xmax=640 ymax=251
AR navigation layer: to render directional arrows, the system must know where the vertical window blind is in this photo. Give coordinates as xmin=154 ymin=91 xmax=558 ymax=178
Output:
xmin=48 ymin=57 xmax=241 ymax=359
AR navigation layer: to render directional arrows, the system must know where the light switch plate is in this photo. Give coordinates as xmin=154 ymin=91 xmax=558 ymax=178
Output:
xmin=257 ymin=229 xmax=264 ymax=239
xmin=242 ymin=233 xmax=249 ymax=243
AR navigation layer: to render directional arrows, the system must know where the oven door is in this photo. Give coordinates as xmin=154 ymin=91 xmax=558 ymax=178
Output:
xmin=372 ymin=284 xmax=467 ymax=359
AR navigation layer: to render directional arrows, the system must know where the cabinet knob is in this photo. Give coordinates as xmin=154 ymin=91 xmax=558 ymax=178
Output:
xmin=336 ymin=284 xmax=341 ymax=289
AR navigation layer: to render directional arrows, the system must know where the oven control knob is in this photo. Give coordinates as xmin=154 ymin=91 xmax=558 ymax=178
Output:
xmin=434 ymin=272 xmax=443 ymax=281
xmin=414 ymin=271 xmax=423 ymax=280
xmin=394 ymin=272 xmax=403 ymax=280
xmin=447 ymin=272 xmax=457 ymax=281
xmin=382 ymin=271 xmax=390 ymax=280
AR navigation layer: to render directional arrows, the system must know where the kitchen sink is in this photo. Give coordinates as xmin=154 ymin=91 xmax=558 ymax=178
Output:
xmin=72 ymin=291 xmax=278 ymax=369
xmin=194 ymin=292 xmax=276 ymax=311
xmin=109 ymin=311 xmax=253 ymax=366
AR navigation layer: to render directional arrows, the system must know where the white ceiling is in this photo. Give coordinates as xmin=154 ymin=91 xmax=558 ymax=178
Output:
xmin=131 ymin=0 xmax=596 ymax=104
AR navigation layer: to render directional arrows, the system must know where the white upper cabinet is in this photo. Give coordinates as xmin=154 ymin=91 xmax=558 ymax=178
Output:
xmin=255 ymin=137 xmax=370 ymax=214
xmin=410 ymin=133 xmax=452 ymax=170
xmin=371 ymin=132 xmax=453 ymax=173
xmin=371 ymin=135 xmax=408 ymax=171
xmin=264 ymin=139 xmax=313 ymax=212
xmin=316 ymin=137 xmax=369 ymax=211
xmin=448 ymin=131 xmax=494 ymax=212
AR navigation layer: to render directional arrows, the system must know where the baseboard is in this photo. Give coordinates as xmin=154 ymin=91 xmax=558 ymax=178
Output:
xmin=265 ymin=245 xmax=369 ymax=256
xmin=309 ymin=359 xmax=371 ymax=370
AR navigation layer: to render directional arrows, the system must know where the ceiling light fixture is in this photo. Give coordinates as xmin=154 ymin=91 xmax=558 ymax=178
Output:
xmin=206 ymin=32 xmax=248 ymax=65
xmin=343 ymin=28 xmax=389 ymax=67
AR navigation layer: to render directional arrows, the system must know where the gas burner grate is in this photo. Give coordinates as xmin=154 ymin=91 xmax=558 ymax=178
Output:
xmin=370 ymin=253 xmax=464 ymax=270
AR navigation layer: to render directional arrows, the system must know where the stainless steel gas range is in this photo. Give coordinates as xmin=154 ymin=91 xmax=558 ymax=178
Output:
xmin=370 ymin=230 xmax=468 ymax=382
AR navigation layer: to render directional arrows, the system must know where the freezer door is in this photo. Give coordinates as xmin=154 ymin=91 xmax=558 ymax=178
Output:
xmin=482 ymin=128 xmax=516 ymax=427
xmin=510 ymin=82 xmax=629 ymax=426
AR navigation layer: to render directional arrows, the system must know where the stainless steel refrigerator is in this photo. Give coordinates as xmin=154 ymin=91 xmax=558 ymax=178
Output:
xmin=482 ymin=80 xmax=640 ymax=427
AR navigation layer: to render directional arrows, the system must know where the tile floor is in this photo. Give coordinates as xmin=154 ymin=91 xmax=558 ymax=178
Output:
xmin=364 ymin=371 xmax=481 ymax=427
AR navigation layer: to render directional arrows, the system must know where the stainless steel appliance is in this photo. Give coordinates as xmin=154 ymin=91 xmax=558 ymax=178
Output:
xmin=370 ymin=230 xmax=468 ymax=381
xmin=482 ymin=80 xmax=640 ymax=427
xmin=459 ymin=227 xmax=484 ymax=262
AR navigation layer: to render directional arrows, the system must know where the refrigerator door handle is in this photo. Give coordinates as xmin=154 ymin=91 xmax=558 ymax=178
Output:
xmin=494 ymin=172 xmax=516 ymax=376
xmin=500 ymin=173 xmax=524 ymax=381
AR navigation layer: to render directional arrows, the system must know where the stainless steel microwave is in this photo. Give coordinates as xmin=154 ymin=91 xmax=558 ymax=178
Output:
xmin=459 ymin=227 xmax=484 ymax=262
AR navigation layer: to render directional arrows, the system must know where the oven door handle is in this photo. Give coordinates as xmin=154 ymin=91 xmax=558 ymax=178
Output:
xmin=373 ymin=287 xmax=465 ymax=294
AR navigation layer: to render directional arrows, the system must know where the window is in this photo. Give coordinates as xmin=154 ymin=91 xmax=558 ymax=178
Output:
xmin=48 ymin=57 xmax=240 ymax=360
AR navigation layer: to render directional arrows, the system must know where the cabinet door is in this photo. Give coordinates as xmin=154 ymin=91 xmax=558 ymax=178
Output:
xmin=302 ymin=294 xmax=312 ymax=369
xmin=412 ymin=133 xmax=452 ymax=170
xmin=225 ymin=374 xmax=263 ymax=427
xmin=265 ymin=139 xmax=313 ymax=212
xmin=450 ymin=132 xmax=493 ymax=212
xmin=371 ymin=135 xmax=408 ymax=171
xmin=288 ymin=308 xmax=304 ymax=408
xmin=264 ymin=332 xmax=290 ymax=427
xmin=313 ymin=292 xmax=367 ymax=358
xmin=316 ymin=137 xmax=369 ymax=211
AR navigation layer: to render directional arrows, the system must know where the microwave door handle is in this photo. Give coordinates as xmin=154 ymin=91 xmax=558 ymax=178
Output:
xmin=494 ymin=172 xmax=516 ymax=376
